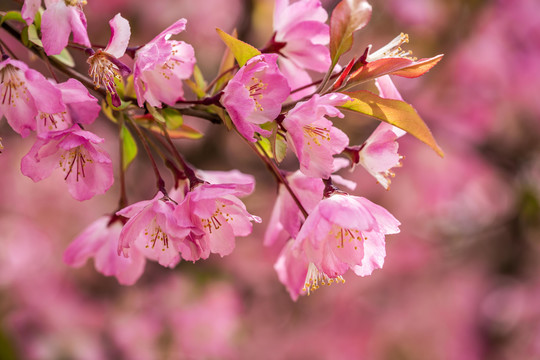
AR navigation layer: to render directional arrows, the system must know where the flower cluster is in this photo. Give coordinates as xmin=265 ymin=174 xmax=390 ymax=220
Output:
xmin=1 ymin=0 xmax=442 ymax=299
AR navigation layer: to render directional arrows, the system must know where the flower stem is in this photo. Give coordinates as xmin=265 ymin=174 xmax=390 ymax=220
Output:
xmin=126 ymin=116 xmax=167 ymax=195
xmin=241 ymin=134 xmax=309 ymax=218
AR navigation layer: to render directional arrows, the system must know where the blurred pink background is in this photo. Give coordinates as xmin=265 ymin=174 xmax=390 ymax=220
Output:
xmin=1 ymin=0 xmax=540 ymax=359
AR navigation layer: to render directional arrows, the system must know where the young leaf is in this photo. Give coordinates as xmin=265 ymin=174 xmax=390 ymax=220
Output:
xmin=162 ymin=108 xmax=183 ymax=130
xmin=342 ymin=90 xmax=443 ymax=156
xmin=257 ymin=137 xmax=273 ymax=159
xmin=147 ymin=123 xmax=203 ymax=139
xmin=0 ymin=11 xmax=25 ymax=26
xmin=145 ymin=103 xmax=166 ymax=123
xmin=51 ymin=48 xmax=75 ymax=67
xmin=329 ymin=0 xmax=372 ymax=66
xmin=27 ymin=24 xmax=42 ymax=46
xmin=216 ymin=28 xmax=261 ymax=67
xmin=273 ymin=132 xmax=288 ymax=164
xmin=121 ymin=124 xmax=137 ymax=170
xmin=347 ymin=55 xmax=443 ymax=88
xmin=390 ymin=55 xmax=444 ymax=78
xmin=213 ymin=30 xmax=237 ymax=93
xmin=101 ymin=101 xmax=117 ymax=123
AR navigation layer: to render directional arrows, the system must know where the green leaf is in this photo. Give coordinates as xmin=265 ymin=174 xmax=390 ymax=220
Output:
xmin=121 ymin=125 xmax=137 ymax=170
xmin=214 ymin=30 xmax=237 ymax=93
xmin=193 ymin=65 xmax=207 ymax=96
xmin=162 ymin=108 xmax=183 ymax=129
xmin=216 ymin=28 xmax=261 ymax=67
xmin=273 ymin=132 xmax=288 ymax=163
xmin=342 ymin=90 xmax=443 ymax=157
xmin=101 ymin=101 xmax=117 ymax=123
xmin=211 ymin=105 xmax=233 ymax=130
xmin=329 ymin=0 xmax=372 ymax=66
xmin=145 ymin=103 xmax=165 ymax=123
xmin=51 ymin=48 xmax=75 ymax=67
xmin=34 ymin=10 xmax=42 ymax=30
xmin=20 ymin=26 xmax=30 ymax=47
xmin=257 ymin=137 xmax=273 ymax=158
xmin=0 ymin=11 xmax=25 ymax=26
xmin=27 ymin=24 xmax=42 ymax=46
xmin=147 ymin=123 xmax=203 ymax=139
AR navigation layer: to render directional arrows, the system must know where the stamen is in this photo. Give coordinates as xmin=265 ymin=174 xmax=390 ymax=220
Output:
xmin=302 ymin=263 xmax=345 ymax=295
xmin=144 ymin=222 xmax=170 ymax=252
xmin=200 ymin=202 xmax=233 ymax=234
xmin=59 ymin=147 xmax=93 ymax=181
xmin=0 ymin=65 xmax=29 ymax=107
xmin=303 ymin=125 xmax=331 ymax=146
xmin=367 ymin=33 xmax=417 ymax=62
xmin=246 ymin=77 xmax=268 ymax=111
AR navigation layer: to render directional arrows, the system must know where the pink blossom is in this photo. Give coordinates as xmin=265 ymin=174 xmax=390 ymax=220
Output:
xmin=0 ymin=58 xmax=62 ymax=137
xmin=63 ymin=216 xmax=146 ymax=285
xmin=271 ymin=0 xmax=331 ymax=96
xmin=87 ymin=13 xmax=131 ymax=107
xmin=355 ymin=75 xmax=406 ymax=189
xmin=134 ymin=19 xmax=196 ymax=107
xmin=264 ymin=171 xmax=324 ymax=247
xmin=291 ymin=193 xmax=400 ymax=297
xmin=20 ymin=126 xmax=114 ymax=201
xmin=41 ymin=0 xmax=91 ymax=55
xmin=37 ymin=78 xmax=100 ymax=134
xmin=117 ymin=191 xmax=193 ymax=268
xmin=283 ymin=93 xmax=350 ymax=178
xmin=22 ymin=0 xmax=41 ymax=25
xmin=221 ymin=54 xmax=290 ymax=141
xmin=174 ymin=178 xmax=261 ymax=262
xmin=264 ymin=159 xmax=356 ymax=248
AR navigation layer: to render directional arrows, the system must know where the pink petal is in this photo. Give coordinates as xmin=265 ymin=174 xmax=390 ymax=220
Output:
xmin=41 ymin=1 xmax=71 ymax=55
xmin=105 ymin=13 xmax=130 ymax=58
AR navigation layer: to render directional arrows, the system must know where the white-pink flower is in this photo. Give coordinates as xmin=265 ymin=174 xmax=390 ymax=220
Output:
xmin=265 ymin=159 xmax=356 ymax=248
xmin=290 ymin=193 xmax=400 ymax=297
xmin=134 ymin=19 xmax=196 ymax=107
xmin=271 ymin=0 xmax=331 ymax=97
xmin=221 ymin=54 xmax=290 ymax=141
xmin=63 ymin=216 xmax=146 ymax=285
xmin=41 ymin=0 xmax=91 ymax=55
xmin=37 ymin=78 xmax=100 ymax=135
xmin=117 ymin=191 xmax=193 ymax=268
xmin=283 ymin=93 xmax=350 ymax=178
xmin=0 ymin=58 xmax=63 ymax=137
xmin=87 ymin=13 xmax=131 ymax=107
xmin=174 ymin=173 xmax=261 ymax=261
xmin=356 ymin=75 xmax=406 ymax=189
xmin=20 ymin=126 xmax=114 ymax=201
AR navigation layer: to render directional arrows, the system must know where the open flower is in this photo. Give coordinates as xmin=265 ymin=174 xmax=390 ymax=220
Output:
xmin=174 ymin=174 xmax=261 ymax=262
xmin=265 ymin=159 xmax=356 ymax=248
xmin=283 ymin=93 xmax=350 ymax=178
xmin=271 ymin=0 xmax=331 ymax=97
xmin=0 ymin=58 xmax=63 ymax=137
xmin=87 ymin=13 xmax=131 ymax=107
xmin=221 ymin=54 xmax=290 ymax=141
xmin=353 ymin=75 xmax=406 ymax=189
xmin=20 ymin=126 xmax=114 ymax=201
xmin=41 ymin=0 xmax=91 ymax=55
xmin=117 ymin=191 xmax=193 ymax=268
xmin=37 ymin=78 xmax=100 ymax=135
xmin=290 ymin=193 xmax=400 ymax=297
xmin=64 ymin=216 xmax=146 ymax=285
xmin=134 ymin=19 xmax=196 ymax=107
